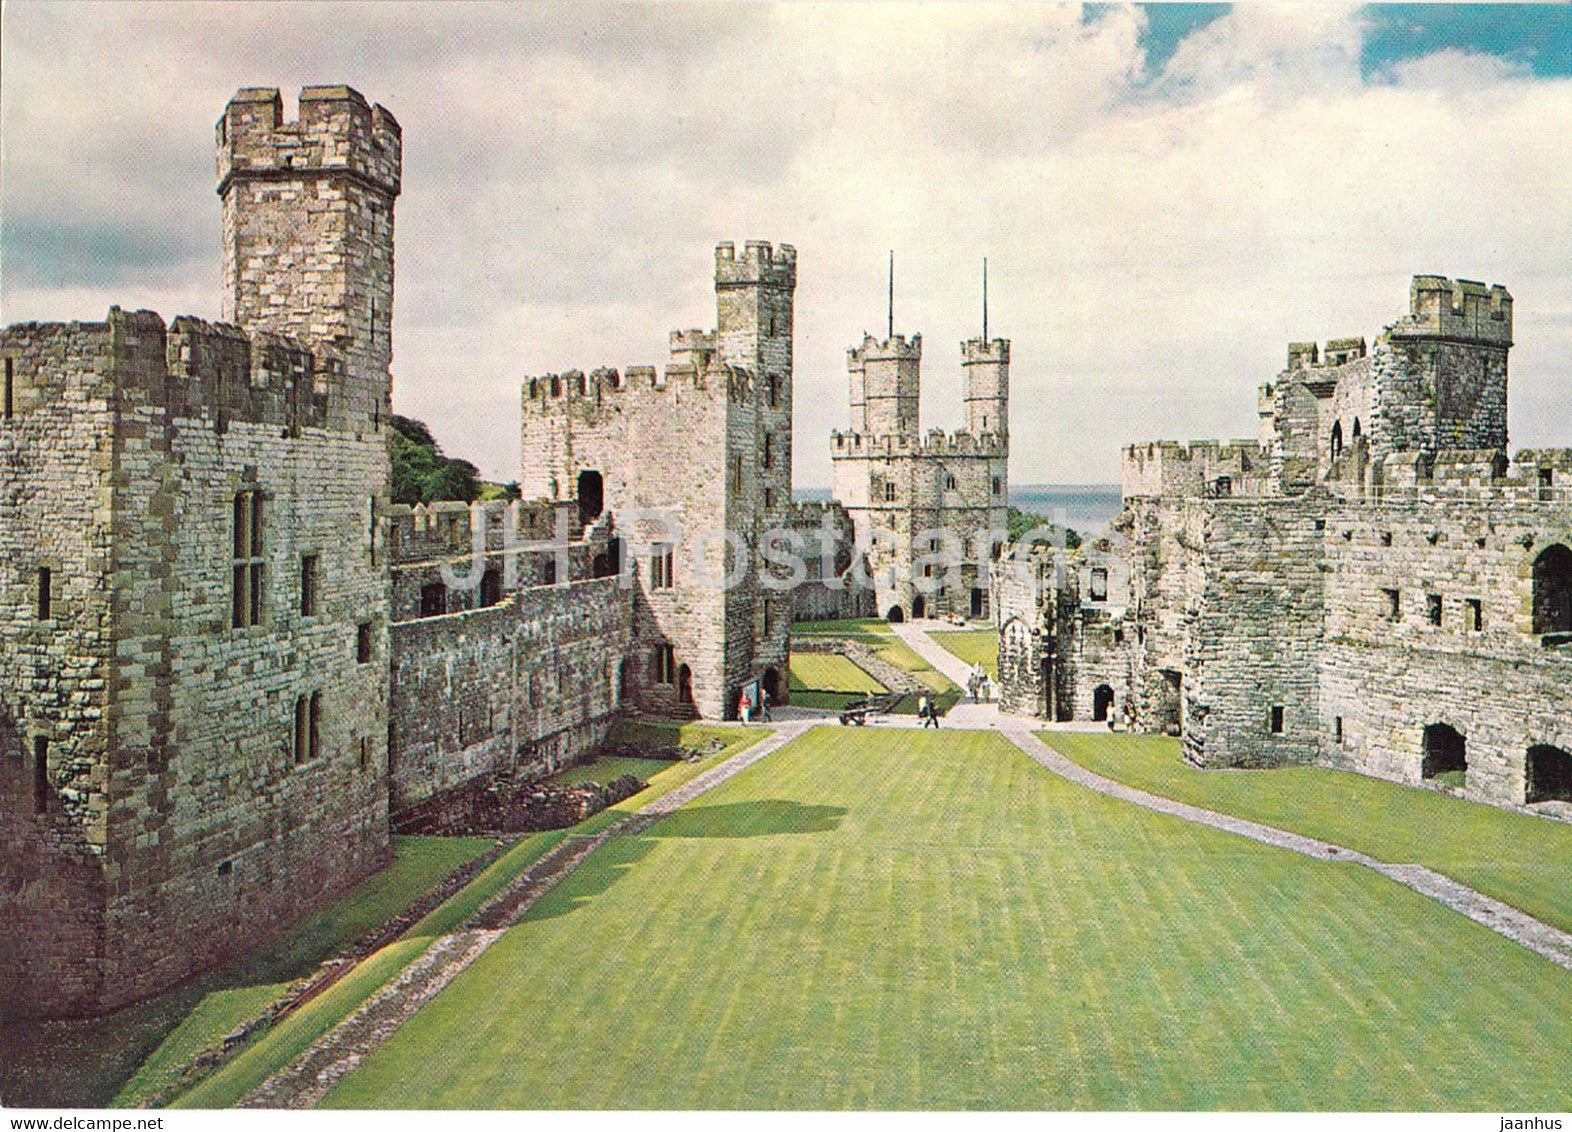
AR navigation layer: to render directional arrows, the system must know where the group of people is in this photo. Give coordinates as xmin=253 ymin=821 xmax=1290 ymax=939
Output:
xmin=737 ymin=685 xmax=772 ymax=722
xmin=966 ymin=664 xmax=992 ymax=704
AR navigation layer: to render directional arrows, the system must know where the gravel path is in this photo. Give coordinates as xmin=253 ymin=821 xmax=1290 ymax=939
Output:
xmin=238 ymin=722 xmax=811 ymax=1109
xmin=1001 ymin=725 xmax=1572 ymax=972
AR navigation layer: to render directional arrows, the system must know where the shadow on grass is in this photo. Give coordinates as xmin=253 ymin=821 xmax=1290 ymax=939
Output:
xmin=519 ymin=801 xmax=847 ymax=923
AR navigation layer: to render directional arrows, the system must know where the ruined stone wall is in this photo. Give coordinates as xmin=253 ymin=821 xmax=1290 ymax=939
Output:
xmin=1318 ymin=489 xmax=1572 ymax=810
xmin=1179 ymin=499 xmax=1326 ymax=768
xmin=1121 ymin=439 xmax=1268 ymax=501
xmin=387 ymin=574 xmax=631 ymax=813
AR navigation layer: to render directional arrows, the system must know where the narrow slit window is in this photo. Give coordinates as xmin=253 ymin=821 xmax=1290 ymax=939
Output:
xmin=4 ymin=357 xmax=13 ymax=421
xmin=37 ymin=566 xmax=51 ymax=620
xmin=1270 ymin=706 xmax=1285 ymax=735
xmin=32 ymin=736 xmax=49 ymax=814
xmin=357 ymin=621 xmax=373 ymax=663
xmin=1467 ymin=599 xmax=1483 ymax=632
xmin=300 ymin=554 xmax=318 ymax=617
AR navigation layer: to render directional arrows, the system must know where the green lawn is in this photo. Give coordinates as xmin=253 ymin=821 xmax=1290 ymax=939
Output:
xmin=168 ymin=721 xmax=768 ymax=1108
xmin=927 ymin=628 xmax=999 ymax=679
xmin=789 ymin=652 xmax=887 ymax=695
xmin=1040 ymin=731 xmax=1572 ymax=937
xmin=791 ymin=618 xmax=893 ymax=638
xmin=322 ymin=727 xmax=1572 ymax=1111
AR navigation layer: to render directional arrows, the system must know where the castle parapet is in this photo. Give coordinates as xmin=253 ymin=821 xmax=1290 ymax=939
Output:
xmin=848 ymin=332 xmax=922 ymax=367
xmin=1287 ymin=337 xmax=1368 ymax=371
xmin=1396 ymin=274 xmax=1512 ymax=345
xmin=1122 ymin=439 xmax=1266 ymax=500
xmin=961 ymin=337 xmax=1010 ymax=363
xmin=217 ymin=85 xmax=401 ymax=198
xmin=830 ymin=428 xmax=1007 ymax=459
xmin=715 ymin=239 xmax=797 ymax=289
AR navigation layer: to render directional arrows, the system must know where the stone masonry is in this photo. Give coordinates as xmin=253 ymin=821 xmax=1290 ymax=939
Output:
xmin=831 ymin=301 xmax=1011 ymax=622
xmin=995 ymin=275 xmax=1572 ymax=820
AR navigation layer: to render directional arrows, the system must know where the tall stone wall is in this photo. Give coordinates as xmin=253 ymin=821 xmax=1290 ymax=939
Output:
xmin=387 ymin=575 xmax=632 ymax=813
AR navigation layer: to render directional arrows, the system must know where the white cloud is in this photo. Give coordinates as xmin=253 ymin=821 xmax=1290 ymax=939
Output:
xmin=2 ymin=2 xmax=1568 ymax=485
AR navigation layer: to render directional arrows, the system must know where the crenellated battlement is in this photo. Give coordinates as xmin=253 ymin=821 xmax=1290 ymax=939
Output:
xmin=0 ymin=307 xmax=361 ymax=432
xmin=217 ymin=85 xmax=401 ymax=198
xmin=714 ymin=239 xmax=797 ymax=289
xmin=1395 ymin=274 xmax=1512 ymax=345
xmin=1287 ymin=336 xmax=1368 ymax=371
xmin=521 ymin=353 xmax=761 ymax=415
xmin=961 ymin=337 xmax=1010 ymax=364
xmin=1122 ymin=438 xmax=1267 ymax=499
xmin=831 ymin=428 xmax=1007 ymax=459
xmin=848 ymin=333 xmax=922 ymax=367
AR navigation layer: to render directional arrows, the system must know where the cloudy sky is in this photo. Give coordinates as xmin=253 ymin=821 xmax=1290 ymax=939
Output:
xmin=2 ymin=3 xmax=1569 ymax=486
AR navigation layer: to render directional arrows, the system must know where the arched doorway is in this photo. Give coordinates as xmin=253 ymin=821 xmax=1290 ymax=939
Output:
xmin=1093 ymin=684 xmax=1115 ymax=722
xmin=1422 ymin=723 xmax=1467 ymax=781
xmin=618 ymin=659 xmax=631 ymax=703
xmin=577 ymin=469 xmax=604 ymax=529
xmin=479 ymin=568 xmax=502 ymax=607
xmin=677 ymin=665 xmax=694 ymax=706
xmin=886 ymin=605 xmax=904 ymax=623
xmin=1532 ymin=544 xmax=1572 ymax=636
xmin=1526 ymin=745 xmax=1572 ymax=803
xmin=911 ymin=595 xmax=926 ymax=620
xmin=762 ymin=667 xmax=781 ymax=702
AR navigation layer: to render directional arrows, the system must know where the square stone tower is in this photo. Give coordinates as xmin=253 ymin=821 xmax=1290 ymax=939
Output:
xmin=520 ymin=241 xmax=796 ymax=719
xmin=1 ymin=86 xmax=399 ymax=1021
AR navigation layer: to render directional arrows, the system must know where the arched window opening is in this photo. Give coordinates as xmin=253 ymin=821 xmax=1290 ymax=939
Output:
xmin=479 ymin=569 xmax=502 ymax=608
xmin=1421 ymin=723 xmax=1467 ymax=784
xmin=1531 ymin=544 xmax=1572 ymax=637
xmin=1330 ymin=421 xmax=1344 ymax=460
xmin=1352 ymin=418 xmax=1362 ymax=439
xmin=1526 ymin=745 xmax=1572 ymax=804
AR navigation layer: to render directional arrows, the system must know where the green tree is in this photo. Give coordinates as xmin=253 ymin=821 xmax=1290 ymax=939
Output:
xmin=389 ymin=415 xmax=481 ymax=504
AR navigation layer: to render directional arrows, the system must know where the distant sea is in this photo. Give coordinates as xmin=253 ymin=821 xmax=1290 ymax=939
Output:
xmin=793 ymin=483 xmax=1125 ymax=536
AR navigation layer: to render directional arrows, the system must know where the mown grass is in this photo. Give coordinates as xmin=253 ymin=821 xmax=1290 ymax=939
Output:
xmin=105 ymin=835 xmax=493 ymax=1109
xmin=927 ymin=628 xmax=999 ymax=679
xmin=789 ymin=652 xmax=887 ymax=695
xmin=165 ymin=720 xmax=768 ymax=1107
xmin=1039 ymin=731 xmax=1572 ymax=937
xmin=324 ymin=727 xmax=1572 ymax=1111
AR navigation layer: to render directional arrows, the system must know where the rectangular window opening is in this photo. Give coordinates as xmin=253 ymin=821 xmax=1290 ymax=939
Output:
xmin=233 ymin=490 xmax=264 ymax=629
xmin=650 ymin=543 xmax=675 ymax=589
xmin=1334 ymin=716 xmax=1344 ymax=744
xmin=357 ymin=621 xmax=373 ymax=663
xmin=300 ymin=553 xmax=319 ymax=617
xmin=32 ymin=736 xmax=49 ymax=814
xmin=1467 ymin=599 xmax=1483 ymax=632
xmin=1426 ymin=593 xmax=1442 ymax=626
xmin=37 ymin=566 xmax=51 ymax=620
xmin=1382 ymin=588 xmax=1401 ymax=621
xmin=1270 ymin=706 xmax=1285 ymax=735
xmin=1089 ymin=567 xmax=1109 ymax=602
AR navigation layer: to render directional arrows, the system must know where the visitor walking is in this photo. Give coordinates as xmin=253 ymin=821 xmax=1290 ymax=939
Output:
xmin=967 ymin=671 xmax=979 ymax=703
xmin=759 ymin=685 xmax=772 ymax=721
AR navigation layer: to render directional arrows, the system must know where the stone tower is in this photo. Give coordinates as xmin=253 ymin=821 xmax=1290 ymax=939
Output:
xmin=218 ymin=85 xmax=401 ymax=433
xmin=1374 ymin=275 xmax=1512 ymax=456
xmin=962 ymin=337 xmax=1010 ymax=438
xmin=850 ymin=333 xmax=922 ymax=437
xmin=2 ymin=86 xmax=397 ymax=1021
xmin=519 ymin=241 xmax=797 ymax=720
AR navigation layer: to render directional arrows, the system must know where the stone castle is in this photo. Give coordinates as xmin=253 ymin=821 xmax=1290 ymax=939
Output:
xmin=994 ymin=276 xmax=1572 ymax=815
xmin=0 ymin=86 xmax=797 ymax=1021
xmin=3 ymin=84 xmax=1568 ymax=1024
xmin=830 ymin=270 xmax=1011 ymax=621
